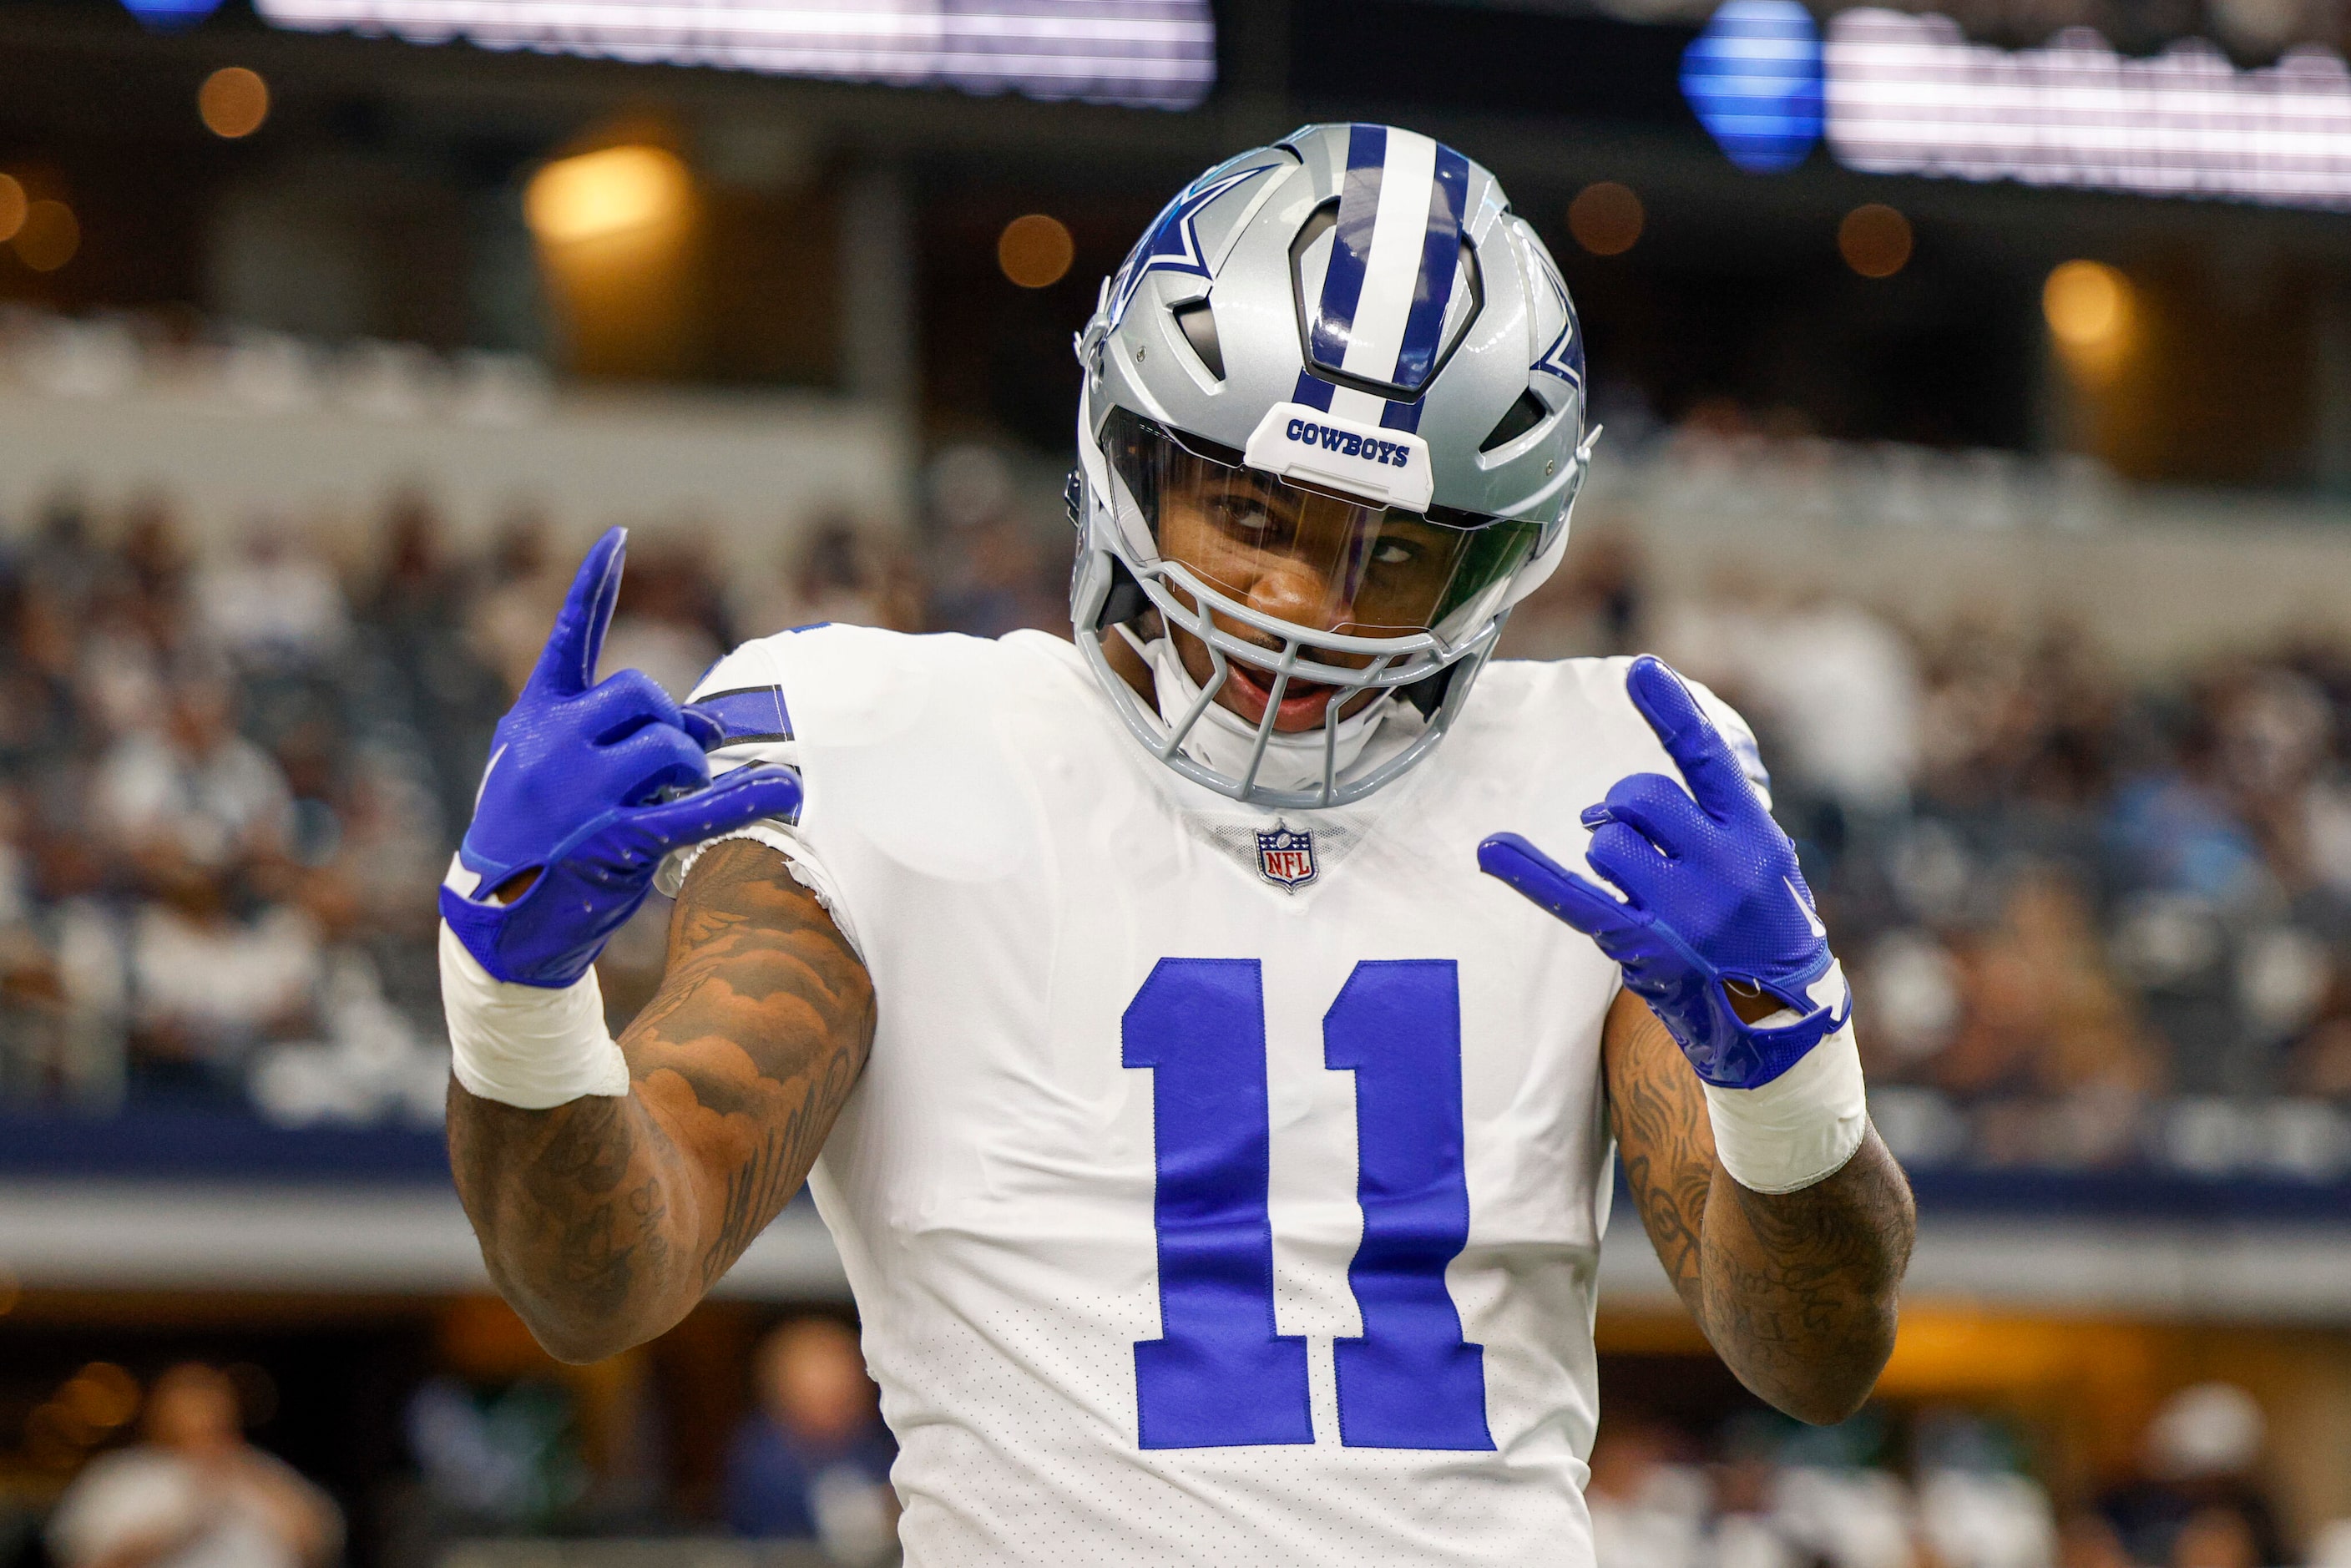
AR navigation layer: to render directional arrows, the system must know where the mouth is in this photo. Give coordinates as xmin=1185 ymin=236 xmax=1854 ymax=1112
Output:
xmin=1219 ymin=657 xmax=1341 ymax=733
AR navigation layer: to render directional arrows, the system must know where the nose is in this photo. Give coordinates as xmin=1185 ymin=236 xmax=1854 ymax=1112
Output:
xmin=1245 ymin=554 xmax=1343 ymax=631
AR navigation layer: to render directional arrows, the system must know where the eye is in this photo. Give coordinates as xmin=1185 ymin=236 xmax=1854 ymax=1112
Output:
xmin=1211 ymin=494 xmax=1276 ymax=534
xmin=1371 ymin=539 xmax=1423 ymax=568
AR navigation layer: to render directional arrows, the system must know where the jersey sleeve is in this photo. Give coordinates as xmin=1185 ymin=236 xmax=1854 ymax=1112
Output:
xmin=653 ymin=636 xmax=866 ymax=959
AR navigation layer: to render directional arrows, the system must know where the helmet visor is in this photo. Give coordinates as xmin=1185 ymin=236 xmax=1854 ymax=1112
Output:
xmin=1104 ymin=406 xmax=1543 ymax=647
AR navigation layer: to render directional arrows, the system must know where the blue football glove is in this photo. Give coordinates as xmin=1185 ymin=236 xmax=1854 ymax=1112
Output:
xmin=1477 ymin=655 xmax=1849 ymax=1090
xmin=439 ymin=528 xmax=803 ymax=988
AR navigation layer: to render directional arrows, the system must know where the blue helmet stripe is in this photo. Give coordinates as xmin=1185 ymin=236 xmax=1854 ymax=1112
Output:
xmin=1389 ymin=144 xmax=1471 ymax=392
xmin=1307 ymin=123 xmax=1388 ymax=373
xmin=1292 ymin=369 xmax=1337 ymax=412
xmin=1379 ymin=398 xmax=1423 ymax=433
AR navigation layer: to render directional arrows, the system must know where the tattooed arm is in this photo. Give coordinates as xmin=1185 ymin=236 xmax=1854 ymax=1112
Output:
xmin=448 ymin=840 xmax=874 ymax=1363
xmin=1602 ymin=987 xmax=1915 ymax=1424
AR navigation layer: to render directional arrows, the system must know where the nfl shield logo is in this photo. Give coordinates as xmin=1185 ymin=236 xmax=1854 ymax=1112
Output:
xmin=1256 ymin=827 xmax=1317 ymax=890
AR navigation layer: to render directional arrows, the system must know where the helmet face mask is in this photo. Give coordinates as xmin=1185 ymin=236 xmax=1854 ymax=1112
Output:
xmin=1069 ymin=123 xmax=1595 ymax=811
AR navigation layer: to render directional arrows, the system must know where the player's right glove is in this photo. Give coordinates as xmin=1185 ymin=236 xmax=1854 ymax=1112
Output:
xmin=439 ymin=528 xmax=802 ymax=989
xmin=437 ymin=529 xmax=801 ymax=1110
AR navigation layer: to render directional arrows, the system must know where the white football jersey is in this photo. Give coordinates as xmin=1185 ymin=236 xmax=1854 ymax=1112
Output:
xmin=670 ymin=626 xmax=1764 ymax=1568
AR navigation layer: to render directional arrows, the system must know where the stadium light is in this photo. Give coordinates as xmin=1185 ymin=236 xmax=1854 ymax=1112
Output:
xmin=2044 ymin=260 xmax=2131 ymax=348
xmin=199 ymin=67 xmax=271 ymax=139
xmin=998 ymin=215 xmax=1074 ymax=289
xmin=15 ymin=202 xmax=78 ymax=274
xmin=525 ymin=146 xmax=690 ymax=247
xmin=1569 ymin=181 xmax=1646 ymax=255
xmin=251 ymin=0 xmax=1216 ymax=111
xmin=1838 ymin=202 xmax=1912 ymax=276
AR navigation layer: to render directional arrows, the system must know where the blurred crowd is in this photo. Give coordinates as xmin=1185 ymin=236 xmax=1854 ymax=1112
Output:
xmin=3 ymin=448 xmax=2351 ymax=1185
xmin=0 ymin=442 xmax=1064 ymax=1129
xmin=1509 ymin=533 xmax=2351 ymax=1184
xmin=1586 ymin=1383 xmax=2329 ymax=1568
xmin=3 ymin=1313 xmax=896 ymax=1568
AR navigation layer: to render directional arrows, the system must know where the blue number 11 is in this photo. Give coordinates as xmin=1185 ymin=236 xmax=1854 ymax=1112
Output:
xmin=1122 ymin=958 xmax=1493 ymax=1452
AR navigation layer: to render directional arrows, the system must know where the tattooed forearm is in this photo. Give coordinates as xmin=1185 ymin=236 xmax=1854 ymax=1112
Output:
xmin=1602 ymin=989 xmax=1914 ymax=1424
xmin=448 ymin=839 xmax=876 ymax=1363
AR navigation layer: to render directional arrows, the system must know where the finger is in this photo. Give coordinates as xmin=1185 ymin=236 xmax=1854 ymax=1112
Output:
xmin=624 ymin=765 xmax=803 ymax=850
xmin=677 ymin=704 xmax=726 ymax=752
xmin=1585 ymin=772 xmax=1711 ymax=857
xmin=1625 ymin=655 xmax=1753 ymax=822
xmin=1477 ymin=832 xmax=1646 ymax=938
xmin=529 ymin=527 xmax=629 ymax=699
xmin=1582 ymin=819 xmax=1670 ymax=903
xmin=579 ymin=668 xmax=685 ymax=744
xmin=600 ymin=725 xmax=710 ymax=807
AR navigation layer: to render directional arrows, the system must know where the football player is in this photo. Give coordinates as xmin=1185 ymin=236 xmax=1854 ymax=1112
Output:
xmin=439 ymin=124 xmax=1914 ymax=1565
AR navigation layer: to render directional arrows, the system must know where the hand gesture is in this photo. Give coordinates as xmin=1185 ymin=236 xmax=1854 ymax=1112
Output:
xmin=1478 ymin=655 xmax=1848 ymax=1089
xmin=439 ymin=528 xmax=802 ymax=988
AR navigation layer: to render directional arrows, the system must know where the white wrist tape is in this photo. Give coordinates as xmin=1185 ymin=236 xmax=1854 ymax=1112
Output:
xmin=1702 ymin=1019 xmax=1868 ymax=1195
xmin=439 ymin=923 xmax=630 ymax=1110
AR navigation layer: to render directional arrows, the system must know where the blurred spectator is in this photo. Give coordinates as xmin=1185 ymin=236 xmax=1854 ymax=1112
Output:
xmin=1937 ymin=868 xmax=2162 ymax=1165
xmin=1587 ymin=1419 xmax=1706 ymax=1568
xmin=1583 ymin=1407 xmax=2065 ymax=1568
xmin=746 ymin=515 xmax=922 ymax=638
xmin=96 ymin=673 xmax=291 ymax=874
xmin=2101 ymin=1383 xmax=2287 ymax=1568
xmin=1747 ymin=594 xmax=1923 ymax=820
xmin=467 ymin=510 xmax=568 ymax=699
xmin=121 ymin=873 xmax=321 ymax=1100
xmin=195 ymin=526 xmax=350 ymax=675
xmin=1918 ymin=1464 xmax=2057 ymax=1568
xmin=724 ymin=1317 xmax=897 ymax=1563
xmin=360 ymin=494 xmax=509 ymax=843
xmin=1499 ymin=525 xmax=1647 ymax=660
xmin=403 ymin=1375 xmax=588 ymax=1534
xmin=47 ymin=1362 xmax=341 ymax=1568
xmin=1771 ymin=1463 xmax=1914 ymax=1568
xmin=2308 ymin=1520 xmax=2351 ymax=1568
xmin=923 ymin=444 xmax=1060 ymax=638
xmin=1706 ymin=1441 xmax=1803 ymax=1568
xmin=311 ymin=748 xmax=445 ymax=938
xmin=597 ymin=534 xmax=728 ymax=701
xmin=1913 ymin=623 xmax=2126 ymax=813
xmin=363 ymin=488 xmax=462 ymax=640
xmin=116 ymin=496 xmax=192 ymax=648
xmin=2057 ymin=1510 xmax=2136 ymax=1568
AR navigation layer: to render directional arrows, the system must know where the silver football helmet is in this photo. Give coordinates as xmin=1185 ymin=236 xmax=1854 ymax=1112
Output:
xmin=1069 ymin=121 xmax=1597 ymax=810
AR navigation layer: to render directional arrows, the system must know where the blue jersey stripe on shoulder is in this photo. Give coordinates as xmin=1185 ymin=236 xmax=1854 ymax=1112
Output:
xmin=697 ymin=685 xmax=792 ymax=744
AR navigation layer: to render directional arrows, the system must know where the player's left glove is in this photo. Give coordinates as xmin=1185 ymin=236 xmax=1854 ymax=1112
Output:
xmin=437 ymin=529 xmax=804 ymax=1114
xmin=1476 ymin=655 xmax=1850 ymax=1091
xmin=440 ymin=528 xmax=803 ymax=990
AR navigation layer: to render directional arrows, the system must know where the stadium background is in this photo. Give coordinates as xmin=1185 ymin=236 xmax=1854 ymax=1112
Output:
xmin=0 ymin=0 xmax=2348 ymax=1561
